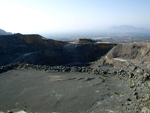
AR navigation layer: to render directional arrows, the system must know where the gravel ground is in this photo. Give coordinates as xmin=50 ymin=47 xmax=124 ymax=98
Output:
xmin=0 ymin=68 xmax=138 ymax=113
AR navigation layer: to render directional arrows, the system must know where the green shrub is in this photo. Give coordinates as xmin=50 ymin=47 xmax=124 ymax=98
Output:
xmin=101 ymin=72 xmax=104 ymax=76
xmin=113 ymin=91 xmax=116 ymax=94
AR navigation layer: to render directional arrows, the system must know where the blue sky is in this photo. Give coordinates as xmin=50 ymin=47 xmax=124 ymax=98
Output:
xmin=0 ymin=0 xmax=150 ymax=35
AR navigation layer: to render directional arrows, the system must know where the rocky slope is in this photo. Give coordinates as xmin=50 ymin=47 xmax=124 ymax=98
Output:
xmin=1 ymin=58 xmax=150 ymax=113
xmin=0 ymin=34 xmax=116 ymax=66
xmin=104 ymin=43 xmax=150 ymax=70
xmin=9 ymin=43 xmax=115 ymax=66
xmin=106 ymin=43 xmax=150 ymax=60
xmin=1 ymin=41 xmax=150 ymax=112
xmin=0 ymin=34 xmax=67 ymax=66
xmin=89 ymin=43 xmax=150 ymax=113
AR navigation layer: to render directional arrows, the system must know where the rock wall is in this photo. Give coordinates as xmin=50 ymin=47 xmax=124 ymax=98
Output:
xmin=15 ymin=43 xmax=116 ymax=66
xmin=0 ymin=34 xmax=116 ymax=66
xmin=18 ymin=34 xmax=66 ymax=48
xmin=0 ymin=34 xmax=67 ymax=66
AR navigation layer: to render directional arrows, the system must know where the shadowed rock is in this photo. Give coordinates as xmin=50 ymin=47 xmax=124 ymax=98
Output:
xmin=0 ymin=34 xmax=116 ymax=66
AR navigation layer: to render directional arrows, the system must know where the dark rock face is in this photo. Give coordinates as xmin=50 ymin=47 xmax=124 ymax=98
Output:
xmin=61 ymin=43 xmax=116 ymax=66
xmin=0 ymin=34 xmax=116 ymax=66
xmin=0 ymin=33 xmax=66 ymax=52
xmin=9 ymin=43 xmax=115 ymax=66
xmin=0 ymin=34 xmax=67 ymax=66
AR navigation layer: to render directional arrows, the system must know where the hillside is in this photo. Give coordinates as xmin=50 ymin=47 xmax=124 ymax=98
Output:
xmin=104 ymin=43 xmax=150 ymax=70
xmin=0 ymin=34 xmax=115 ymax=66
xmin=0 ymin=34 xmax=67 ymax=66
xmin=1 ymin=36 xmax=150 ymax=112
xmin=0 ymin=29 xmax=12 ymax=35
xmin=1 ymin=42 xmax=150 ymax=113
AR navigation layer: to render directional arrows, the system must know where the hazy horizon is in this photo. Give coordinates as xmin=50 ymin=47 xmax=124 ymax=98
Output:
xmin=0 ymin=0 xmax=150 ymax=36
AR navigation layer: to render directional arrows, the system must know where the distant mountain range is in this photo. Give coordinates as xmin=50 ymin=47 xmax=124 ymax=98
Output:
xmin=0 ymin=29 xmax=12 ymax=35
xmin=108 ymin=25 xmax=150 ymax=33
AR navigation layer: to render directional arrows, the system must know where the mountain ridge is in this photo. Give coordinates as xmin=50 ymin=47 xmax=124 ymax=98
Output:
xmin=0 ymin=29 xmax=12 ymax=35
xmin=108 ymin=25 xmax=150 ymax=33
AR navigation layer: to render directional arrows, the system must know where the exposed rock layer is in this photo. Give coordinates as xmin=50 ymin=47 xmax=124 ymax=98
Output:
xmin=0 ymin=34 xmax=67 ymax=66
xmin=0 ymin=34 xmax=116 ymax=66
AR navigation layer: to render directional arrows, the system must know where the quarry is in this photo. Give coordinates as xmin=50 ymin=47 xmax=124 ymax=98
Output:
xmin=0 ymin=34 xmax=150 ymax=113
